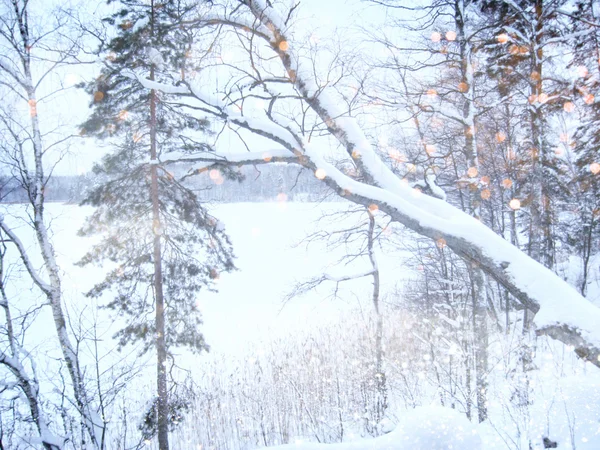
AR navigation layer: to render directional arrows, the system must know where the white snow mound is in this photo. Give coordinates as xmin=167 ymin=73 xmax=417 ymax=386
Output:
xmin=266 ymin=407 xmax=482 ymax=449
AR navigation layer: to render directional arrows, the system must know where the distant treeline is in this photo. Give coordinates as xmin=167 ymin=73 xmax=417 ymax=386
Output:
xmin=0 ymin=163 xmax=333 ymax=203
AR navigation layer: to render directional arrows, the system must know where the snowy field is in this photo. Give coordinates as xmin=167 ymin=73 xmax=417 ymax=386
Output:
xmin=0 ymin=201 xmax=408 ymax=354
xmin=1 ymin=201 xmax=600 ymax=450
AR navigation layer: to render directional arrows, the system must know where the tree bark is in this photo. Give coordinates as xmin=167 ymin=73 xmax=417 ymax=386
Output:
xmin=150 ymin=3 xmax=169 ymax=447
xmin=367 ymin=208 xmax=387 ymax=427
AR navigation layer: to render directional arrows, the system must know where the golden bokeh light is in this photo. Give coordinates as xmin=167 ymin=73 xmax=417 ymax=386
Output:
xmin=315 ymin=168 xmax=327 ymax=180
xmin=578 ymin=65 xmax=589 ymax=77
xmin=509 ymin=198 xmax=521 ymax=210
xmin=467 ymin=167 xmax=478 ymax=178
xmin=389 ymin=149 xmax=406 ymax=162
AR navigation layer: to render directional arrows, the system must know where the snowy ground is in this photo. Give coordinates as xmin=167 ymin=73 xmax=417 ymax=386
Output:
xmin=266 ymin=406 xmax=482 ymax=449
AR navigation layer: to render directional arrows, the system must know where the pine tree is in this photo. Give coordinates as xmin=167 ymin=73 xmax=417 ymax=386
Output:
xmin=79 ymin=1 xmax=233 ymax=448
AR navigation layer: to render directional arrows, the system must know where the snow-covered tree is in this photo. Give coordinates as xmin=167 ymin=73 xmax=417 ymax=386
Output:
xmin=79 ymin=1 xmax=234 ymax=448
xmin=0 ymin=0 xmax=101 ymax=446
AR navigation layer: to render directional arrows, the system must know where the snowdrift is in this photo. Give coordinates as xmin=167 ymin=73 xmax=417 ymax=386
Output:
xmin=266 ymin=407 xmax=481 ymax=450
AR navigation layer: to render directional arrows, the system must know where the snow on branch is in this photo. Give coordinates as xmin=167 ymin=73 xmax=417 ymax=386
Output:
xmin=122 ymin=70 xmax=189 ymax=95
xmin=286 ymin=268 xmax=376 ymax=302
xmin=160 ymin=149 xmax=301 ymax=180
xmin=323 ymin=270 xmax=376 ymax=283
xmin=127 ymin=68 xmax=302 ymax=151
xmin=197 ymin=15 xmax=274 ymax=41
xmin=243 ymin=1 xmax=465 ymax=223
xmin=0 ymin=217 xmax=51 ymax=295
xmin=160 ymin=148 xmax=298 ymax=166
